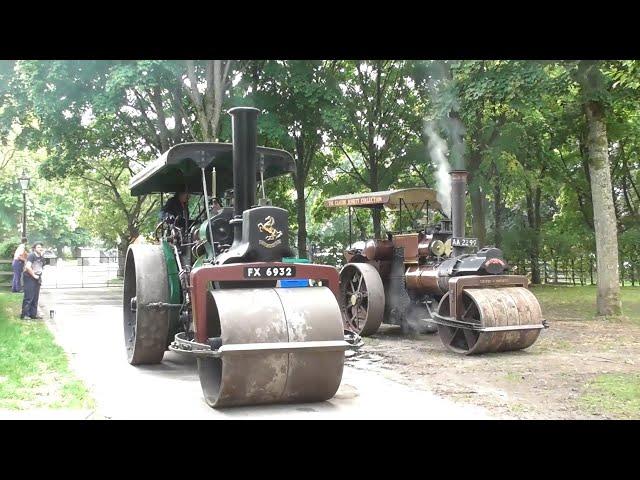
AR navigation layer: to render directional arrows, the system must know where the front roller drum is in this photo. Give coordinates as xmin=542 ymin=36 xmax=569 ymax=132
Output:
xmin=198 ymin=286 xmax=346 ymax=408
xmin=436 ymin=287 xmax=543 ymax=355
xmin=123 ymin=244 xmax=171 ymax=365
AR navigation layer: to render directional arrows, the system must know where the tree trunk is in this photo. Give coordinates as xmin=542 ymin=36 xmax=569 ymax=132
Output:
xmin=370 ymin=162 xmax=381 ymax=239
xmin=584 ymin=100 xmax=622 ymax=316
xmin=525 ymin=180 xmax=543 ymax=285
xmin=493 ymin=168 xmax=503 ymax=249
xmin=469 ymin=183 xmax=486 ymax=247
xmin=295 ymin=179 xmax=307 ymax=259
xmin=117 ymin=240 xmax=127 ymax=278
xmin=468 ymin=151 xmax=486 ymax=247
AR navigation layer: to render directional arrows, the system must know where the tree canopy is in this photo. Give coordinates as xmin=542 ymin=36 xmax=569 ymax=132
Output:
xmin=1 ymin=59 xmax=639 ymax=313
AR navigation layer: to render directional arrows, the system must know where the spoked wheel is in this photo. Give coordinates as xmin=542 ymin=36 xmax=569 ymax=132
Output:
xmin=436 ymin=291 xmax=481 ymax=354
xmin=123 ymin=244 xmax=171 ymax=365
xmin=339 ymin=263 xmax=385 ymax=336
xmin=436 ymin=287 xmax=543 ymax=355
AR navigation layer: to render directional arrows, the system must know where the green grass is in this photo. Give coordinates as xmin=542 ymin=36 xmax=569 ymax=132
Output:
xmin=531 ymin=285 xmax=640 ymax=324
xmin=0 ymin=292 xmax=94 ymax=410
xmin=579 ymin=373 xmax=640 ymax=419
xmin=504 ymin=372 xmax=524 ymax=382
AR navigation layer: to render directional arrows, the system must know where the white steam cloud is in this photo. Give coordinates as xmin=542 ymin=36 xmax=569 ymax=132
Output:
xmin=424 ymin=122 xmax=451 ymax=218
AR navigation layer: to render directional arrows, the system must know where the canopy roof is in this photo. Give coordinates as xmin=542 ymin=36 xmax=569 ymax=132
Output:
xmin=324 ymin=187 xmax=442 ymax=212
xmin=129 ymin=142 xmax=295 ymax=196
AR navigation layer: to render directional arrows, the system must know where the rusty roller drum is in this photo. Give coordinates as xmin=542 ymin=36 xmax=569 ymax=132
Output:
xmin=339 ymin=263 xmax=385 ymax=336
xmin=198 ymin=286 xmax=346 ymax=408
xmin=123 ymin=244 xmax=171 ymax=365
xmin=436 ymin=287 xmax=543 ymax=355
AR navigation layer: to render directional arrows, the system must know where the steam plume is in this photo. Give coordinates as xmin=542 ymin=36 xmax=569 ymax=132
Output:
xmin=424 ymin=122 xmax=451 ymax=217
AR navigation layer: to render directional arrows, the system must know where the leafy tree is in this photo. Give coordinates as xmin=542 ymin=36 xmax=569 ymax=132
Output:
xmin=242 ymin=60 xmax=341 ymax=258
xmin=326 ymin=60 xmax=426 ymax=238
xmin=572 ymin=60 xmax=622 ymax=315
xmin=0 ymin=60 xmax=237 ymax=271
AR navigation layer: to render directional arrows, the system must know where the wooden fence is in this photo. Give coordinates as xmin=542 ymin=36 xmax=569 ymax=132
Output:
xmin=508 ymin=256 xmax=639 ymax=286
xmin=0 ymin=259 xmax=12 ymax=288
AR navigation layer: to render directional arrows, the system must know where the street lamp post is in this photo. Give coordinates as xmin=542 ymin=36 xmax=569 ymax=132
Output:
xmin=18 ymin=170 xmax=30 ymax=239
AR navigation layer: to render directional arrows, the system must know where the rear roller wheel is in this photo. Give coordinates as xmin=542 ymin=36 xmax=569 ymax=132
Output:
xmin=339 ymin=263 xmax=385 ymax=336
xmin=436 ymin=287 xmax=543 ymax=355
xmin=123 ymin=244 xmax=171 ymax=365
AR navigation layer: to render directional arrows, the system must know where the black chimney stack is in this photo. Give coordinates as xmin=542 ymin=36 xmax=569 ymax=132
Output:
xmin=449 ymin=170 xmax=468 ymax=257
xmin=228 ymin=107 xmax=260 ymax=217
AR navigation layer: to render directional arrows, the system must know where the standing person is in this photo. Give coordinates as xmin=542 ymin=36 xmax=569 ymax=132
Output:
xmin=21 ymin=242 xmax=45 ymax=320
xmin=11 ymin=237 xmax=28 ymax=293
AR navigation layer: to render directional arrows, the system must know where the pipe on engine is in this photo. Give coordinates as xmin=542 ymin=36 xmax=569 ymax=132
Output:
xmin=228 ymin=107 xmax=260 ymax=217
xmin=449 ymin=170 xmax=468 ymax=257
xmin=227 ymin=107 xmax=260 ymax=244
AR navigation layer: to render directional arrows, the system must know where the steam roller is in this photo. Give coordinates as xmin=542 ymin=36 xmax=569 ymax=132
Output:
xmin=325 ymin=170 xmax=547 ymax=354
xmin=123 ymin=107 xmax=354 ymax=408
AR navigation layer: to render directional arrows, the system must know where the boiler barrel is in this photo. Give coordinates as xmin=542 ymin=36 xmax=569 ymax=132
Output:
xmin=405 ymin=265 xmax=446 ymax=295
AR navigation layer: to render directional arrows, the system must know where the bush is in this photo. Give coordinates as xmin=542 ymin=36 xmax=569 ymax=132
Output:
xmin=0 ymin=239 xmax=19 ymax=259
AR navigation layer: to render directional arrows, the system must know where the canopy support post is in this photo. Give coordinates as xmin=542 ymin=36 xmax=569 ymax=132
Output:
xmin=349 ymin=206 xmax=352 ymax=247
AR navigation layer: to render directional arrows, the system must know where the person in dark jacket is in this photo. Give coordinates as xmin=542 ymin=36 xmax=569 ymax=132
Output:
xmin=21 ymin=242 xmax=45 ymax=320
xmin=161 ymin=191 xmax=190 ymax=228
xmin=11 ymin=237 xmax=28 ymax=293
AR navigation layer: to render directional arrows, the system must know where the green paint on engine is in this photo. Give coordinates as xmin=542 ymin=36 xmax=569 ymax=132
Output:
xmin=193 ymin=256 xmax=205 ymax=269
xmin=198 ymin=221 xmax=214 ymax=258
xmin=161 ymin=239 xmax=181 ymax=304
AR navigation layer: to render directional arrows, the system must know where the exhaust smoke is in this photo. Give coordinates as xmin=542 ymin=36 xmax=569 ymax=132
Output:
xmin=424 ymin=122 xmax=452 ymax=217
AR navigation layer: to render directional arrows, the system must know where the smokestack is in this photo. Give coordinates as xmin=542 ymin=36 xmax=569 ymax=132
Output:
xmin=449 ymin=170 xmax=468 ymax=257
xmin=228 ymin=107 xmax=260 ymax=217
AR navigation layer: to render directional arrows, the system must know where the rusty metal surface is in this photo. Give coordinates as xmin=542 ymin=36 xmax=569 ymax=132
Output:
xmin=448 ymin=275 xmax=529 ymax=320
xmin=190 ymin=262 xmax=341 ymax=344
xmin=436 ymin=285 xmax=543 ymax=355
xmin=449 ymin=170 xmax=468 ymax=257
xmin=197 ymin=286 xmax=344 ymax=408
xmin=391 ymin=233 xmax=419 ymax=263
xmin=364 ymin=239 xmax=393 ymax=261
xmin=339 ymin=263 xmax=385 ymax=336
xmin=123 ymin=245 xmax=171 ymax=365
xmin=405 ymin=265 xmax=440 ymax=293
xmin=417 ymin=234 xmax=434 ymax=257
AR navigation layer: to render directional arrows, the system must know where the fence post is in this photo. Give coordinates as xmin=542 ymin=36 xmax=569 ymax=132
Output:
xmin=590 ymin=258 xmax=594 ymax=285
xmin=579 ymin=257 xmax=584 ymax=286
xmin=632 ymin=258 xmax=636 ymax=287
xmin=544 ymin=260 xmax=548 ymax=284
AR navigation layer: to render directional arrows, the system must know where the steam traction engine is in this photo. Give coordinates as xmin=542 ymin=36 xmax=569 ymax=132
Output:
xmin=326 ymin=171 xmax=547 ymax=355
xmin=123 ymin=107 xmax=352 ymax=408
